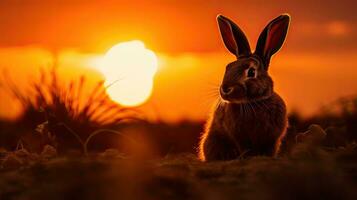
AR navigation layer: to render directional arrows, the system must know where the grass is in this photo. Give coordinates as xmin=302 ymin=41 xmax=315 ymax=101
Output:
xmin=1 ymin=69 xmax=357 ymax=199
xmin=0 ymin=141 xmax=356 ymax=200
xmin=0 ymin=105 xmax=357 ymax=199
xmin=0 ymin=68 xmax=138 ymax=154
xmin=282 ymin=95 xmax=357 ymax=154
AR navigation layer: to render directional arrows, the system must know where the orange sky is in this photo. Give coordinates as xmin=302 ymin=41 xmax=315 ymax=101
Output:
xmin=0 ymin=0 xmax=357 ymax=122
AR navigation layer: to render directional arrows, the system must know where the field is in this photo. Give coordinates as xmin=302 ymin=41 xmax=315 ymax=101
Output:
xmin=0 ymin=141 xmax=357 ymax=200
xmin=1 ymin=71 xmax=357 ymax=200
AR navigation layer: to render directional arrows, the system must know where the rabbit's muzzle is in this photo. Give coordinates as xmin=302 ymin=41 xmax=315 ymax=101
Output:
xmin=220 ymin=83 xmax=246 ymax=102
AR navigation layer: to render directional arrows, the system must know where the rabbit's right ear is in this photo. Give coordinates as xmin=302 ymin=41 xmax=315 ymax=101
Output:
xmin=217 ymin=15 xmax=251 ymax=57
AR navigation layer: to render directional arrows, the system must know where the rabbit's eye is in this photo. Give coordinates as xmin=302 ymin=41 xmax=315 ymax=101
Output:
xmin=247 ymin=68 xmax=256 ymax=78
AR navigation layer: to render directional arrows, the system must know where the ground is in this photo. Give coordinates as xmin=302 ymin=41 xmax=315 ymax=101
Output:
xmin=1 ymin=142 xmax=357 ymax=200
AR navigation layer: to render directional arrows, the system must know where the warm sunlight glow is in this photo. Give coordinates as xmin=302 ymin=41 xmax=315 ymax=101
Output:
xmin=97 ymin=40 xmax=158 ymax=106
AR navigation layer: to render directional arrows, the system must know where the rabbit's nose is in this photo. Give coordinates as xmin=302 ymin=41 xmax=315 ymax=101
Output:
xmin=220 ymin=85 xmax=234 ymax=95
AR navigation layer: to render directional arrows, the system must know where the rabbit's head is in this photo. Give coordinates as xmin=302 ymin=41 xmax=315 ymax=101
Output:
xmin=217 ymin=14 xmax=290 ymax=103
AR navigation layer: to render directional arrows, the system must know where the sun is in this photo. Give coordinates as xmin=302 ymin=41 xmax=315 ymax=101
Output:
xmin=96 ymin=40 xmax=158 ymax=107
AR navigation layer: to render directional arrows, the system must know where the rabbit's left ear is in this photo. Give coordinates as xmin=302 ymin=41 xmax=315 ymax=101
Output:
xmin=255 ymin=14 xmax=290 ymax=68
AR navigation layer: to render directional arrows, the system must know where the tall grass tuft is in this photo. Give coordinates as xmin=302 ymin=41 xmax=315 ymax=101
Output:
xmin=1 ymin=68 xmax=139 ymax=154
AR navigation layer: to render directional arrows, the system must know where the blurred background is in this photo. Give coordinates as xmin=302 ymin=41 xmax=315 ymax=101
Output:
xmin=0 ymin=0 xmax=356 ymax=122
xmin=0 ymin=0 xmax=356 ymax=156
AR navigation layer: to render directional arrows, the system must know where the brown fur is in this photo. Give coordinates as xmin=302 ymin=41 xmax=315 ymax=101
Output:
xmin=199 ymin=94 xmax=288 ymax=161
xmin=199 ymin=14 xmax=291 ymax=161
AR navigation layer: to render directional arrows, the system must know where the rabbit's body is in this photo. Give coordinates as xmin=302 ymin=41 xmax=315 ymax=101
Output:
xmin=200 ymin=93 xmax=287 ymax=161
xmin=199 ymin=14 xmax=291 ymax=161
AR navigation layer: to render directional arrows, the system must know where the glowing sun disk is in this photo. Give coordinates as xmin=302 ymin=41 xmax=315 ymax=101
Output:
xmin=97 ymin=40 xmax=158 ymax=106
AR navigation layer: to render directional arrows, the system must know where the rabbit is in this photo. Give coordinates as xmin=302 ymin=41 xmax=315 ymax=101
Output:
xmin=199 ymin=14 xmax=291 ymax=161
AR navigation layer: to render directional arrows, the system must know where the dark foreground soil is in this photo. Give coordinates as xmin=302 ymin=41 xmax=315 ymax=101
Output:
xmin=1 ymin=142 xmax=357 ymax=200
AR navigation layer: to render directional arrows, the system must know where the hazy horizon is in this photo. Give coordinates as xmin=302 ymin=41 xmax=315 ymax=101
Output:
xmin=1 ymin=0 xmax=357 ymax=122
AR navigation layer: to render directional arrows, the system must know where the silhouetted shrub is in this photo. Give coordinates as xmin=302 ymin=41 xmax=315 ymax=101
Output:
xmin=0 ymin=68 xmax=137 ymax=153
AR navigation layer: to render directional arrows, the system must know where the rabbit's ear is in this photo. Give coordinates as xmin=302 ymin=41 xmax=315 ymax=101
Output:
xmin=255 ymin=14 xmax=290 ymax=68
xmin=217 ymin=15 xmax=251 ymax=57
